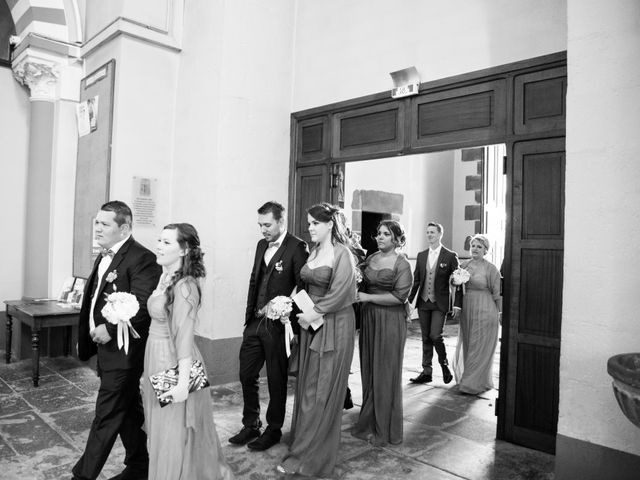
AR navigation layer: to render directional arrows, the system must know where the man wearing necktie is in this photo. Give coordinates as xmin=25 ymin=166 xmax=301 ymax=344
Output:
xmin=229 ymin=201 xmax=308 ymax=451
xmin=73 ymin=201 xmax=161 ymax=480
xmin=408 ymin=222 xmax=462 ymax=385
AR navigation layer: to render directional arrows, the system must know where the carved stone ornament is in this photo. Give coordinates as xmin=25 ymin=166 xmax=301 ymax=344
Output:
xmin=13 ymin=61 xmax=60 ymax=101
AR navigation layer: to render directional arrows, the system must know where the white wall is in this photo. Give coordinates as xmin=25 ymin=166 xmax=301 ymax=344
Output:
xmin=0 ymin=68 xmax=29 ymax=304
xmin=561 ymin=0 xmax=640 ymax=455
xmin=342 ymin=151 xmax=457 ymax=258
xmin=171 ymin=0 xmax=296 ymax=339
xmin=292 ymin=0 xmax=567 ymax=111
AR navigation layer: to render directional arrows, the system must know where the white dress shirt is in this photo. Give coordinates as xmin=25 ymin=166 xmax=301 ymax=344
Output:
xmin=428 ymin=245 xmax=442 ymax=269
xmin=89 ymin=235 xmax=130 ymax=332
xmin=264 ymin=230 xmax=287 ymax=265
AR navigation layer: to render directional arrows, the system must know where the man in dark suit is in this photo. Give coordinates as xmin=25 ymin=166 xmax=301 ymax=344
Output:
xmin=408 ymin=222 xmax=462 ymax=385
xmin=229 ymin=201 xmax=308 ymax=451
xmin=72 ymin=201 xmax=161 ymax=480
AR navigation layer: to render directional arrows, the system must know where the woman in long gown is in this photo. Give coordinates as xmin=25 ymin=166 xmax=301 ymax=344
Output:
xmin=352 ymin=220 xmax=412 ymax=446
xmin=452 ymin=234 xmax=502 ymax=395
xmin=142 ymin=223 xmax=234 ymax=480
xmin=278 ymin=203 xmax=357 ymax=477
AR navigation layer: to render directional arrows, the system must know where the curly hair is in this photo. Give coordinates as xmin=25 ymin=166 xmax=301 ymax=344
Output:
xmin=162 ymin=223 xmax=206 ymax=317
xmin=307 ymin=202 xmax=349 ymax=245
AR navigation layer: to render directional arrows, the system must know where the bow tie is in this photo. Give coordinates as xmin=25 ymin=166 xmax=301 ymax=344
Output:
xmin=101 ymin=249 xmax=115 ymax=258
xmin=268 ymin=241 xmax=280 ymax=249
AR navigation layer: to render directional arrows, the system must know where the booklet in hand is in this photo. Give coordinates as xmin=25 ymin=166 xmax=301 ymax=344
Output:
xmin=292 ymin=289 xmax=324 ymax=332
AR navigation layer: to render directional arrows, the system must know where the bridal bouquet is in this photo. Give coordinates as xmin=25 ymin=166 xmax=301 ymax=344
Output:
xmin=260 ymin=296 xmax=295 ymax=357
xmin=451 ymin=267 xmax=471 ymax=286
xmin=101 ymin=291 xmax=140 ymax=354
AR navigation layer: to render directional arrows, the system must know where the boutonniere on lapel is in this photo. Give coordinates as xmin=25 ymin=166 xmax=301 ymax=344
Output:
xmin=274 ymin=261 xmax=283 ymax=273
xmin=439 ymin=262 xmax=447 ymax=269
xmin=106 ymin=270 xmax=118 ymax=289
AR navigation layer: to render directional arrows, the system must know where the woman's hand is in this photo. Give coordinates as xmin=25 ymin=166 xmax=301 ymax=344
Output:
xmin=357 ymin=292 xmax=370 ymax=303
xmin=297 ymin=311 xmax=322 ymax=329
xmin=159 ymin=383 xmax=189 ymax=404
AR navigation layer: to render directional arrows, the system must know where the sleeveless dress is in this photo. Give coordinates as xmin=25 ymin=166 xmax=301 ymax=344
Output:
xmin=352 ymin=253 xmax=412 ymax=446
xmin=142 ymin=279 xmax=234 ymax=480
xmin=282 ymin=243 xmax=356 ymax=477
xmin=452 ymin=260 xmax=501 ymax=394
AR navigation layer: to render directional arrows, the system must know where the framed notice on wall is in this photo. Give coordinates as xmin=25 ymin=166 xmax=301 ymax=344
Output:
xmin=73 ymin=60 xmax=116 ymax=278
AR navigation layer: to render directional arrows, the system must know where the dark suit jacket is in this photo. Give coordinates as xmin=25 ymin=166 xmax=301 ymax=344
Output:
xmin=408 ymin=246 xmax=462 ymax=313
xmin=77 ymin=236 xmax=162 ymax=372
xmin=245 ymin=232 xmax=308 ymax=332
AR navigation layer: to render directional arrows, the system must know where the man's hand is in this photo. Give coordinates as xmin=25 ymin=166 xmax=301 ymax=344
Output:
xmin=451 ymin=307 xmax=461 ymax=320
xmin=90 ymin=324 xmax=112 ymax=345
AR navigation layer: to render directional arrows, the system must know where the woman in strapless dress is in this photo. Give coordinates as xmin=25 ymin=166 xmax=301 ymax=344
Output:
xmin=279 ymin=203 xmax=357 ymax=477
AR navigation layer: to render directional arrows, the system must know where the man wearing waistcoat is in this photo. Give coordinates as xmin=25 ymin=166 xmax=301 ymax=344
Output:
xmin=408 ymin=222 xmax=462 ymax=384
xmin=229 ymin=201 xmax=308 ymax=451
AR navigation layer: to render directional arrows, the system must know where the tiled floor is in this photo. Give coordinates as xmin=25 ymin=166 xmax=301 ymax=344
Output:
xmin=0 ymin=321 xmax=554 ymax=479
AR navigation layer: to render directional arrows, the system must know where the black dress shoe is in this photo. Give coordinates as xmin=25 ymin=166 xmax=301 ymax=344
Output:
xmin=410 ymin=372 xmax=432 ymax=384
xmin=442 ymin=365 xmax=453 ymax=384
xmin=247 ymin=428 xmax=281 ymax=451
xmin=228 ymin=425 xmax=261 ymax=445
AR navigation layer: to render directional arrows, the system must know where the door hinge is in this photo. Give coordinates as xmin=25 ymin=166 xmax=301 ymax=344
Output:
xmin=502 ymin=155 xmax=507 ymax=175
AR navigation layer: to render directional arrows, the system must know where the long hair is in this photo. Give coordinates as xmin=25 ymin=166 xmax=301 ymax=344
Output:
xmin=307 ymin=202 xmax=349 ymax=245
xmin=162 ymin=223 xmax=206 ymax=317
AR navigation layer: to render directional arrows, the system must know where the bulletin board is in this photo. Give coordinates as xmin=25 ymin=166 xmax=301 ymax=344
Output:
xmin=72 ymin=59 xmax=116 ymax=278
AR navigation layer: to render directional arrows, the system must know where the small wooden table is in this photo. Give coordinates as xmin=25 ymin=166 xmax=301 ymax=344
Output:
xmin=4 ymin=299 xmax=80 ymax=387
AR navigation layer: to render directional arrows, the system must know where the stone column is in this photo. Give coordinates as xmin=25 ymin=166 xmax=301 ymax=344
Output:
xmin=13 ymin=57 xmax=60 ymax=298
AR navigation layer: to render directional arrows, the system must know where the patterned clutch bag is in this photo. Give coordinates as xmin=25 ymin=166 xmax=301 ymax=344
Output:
xmin=149 ymin=359 xmax=210 ymax=407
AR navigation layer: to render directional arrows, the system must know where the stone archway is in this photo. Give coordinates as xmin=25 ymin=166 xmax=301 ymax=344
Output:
xmin=5 ymin=0 xmax=82 ymax=44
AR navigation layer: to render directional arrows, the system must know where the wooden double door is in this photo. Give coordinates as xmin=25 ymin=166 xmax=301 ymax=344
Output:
xmin=289 ymin=53 xmax=567 ymax=454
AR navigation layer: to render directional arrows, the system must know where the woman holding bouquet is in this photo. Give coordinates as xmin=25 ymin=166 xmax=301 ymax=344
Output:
xmin=142 ymin=223 xmax=234 ymax=479
xmin=352 ymin=220 xmax=412 ymax=446
xmin=452 ymin=234 xmax=502 ymax=395
xmin=278 ymin=203 xmax=357 ymax=477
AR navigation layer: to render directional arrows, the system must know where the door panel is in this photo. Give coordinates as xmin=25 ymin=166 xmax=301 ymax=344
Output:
xmin=514 ymin=67 xmax=567 ymax=135
xmin=503 ymin=138 xmax=565 ymax=453
xmin=293 ymin=165 xmax=329 ymax=243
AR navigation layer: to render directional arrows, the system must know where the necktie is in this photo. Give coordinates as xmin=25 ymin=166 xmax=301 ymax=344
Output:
xmin=269 ymin=241 xmax=280 ymax=248
xmin=101 ymin=249 xmax=114 ymax=258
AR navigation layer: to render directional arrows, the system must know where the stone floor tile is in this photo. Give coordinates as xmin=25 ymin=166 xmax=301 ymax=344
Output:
xmin=0 ymin=393 xmax=32 ymax=418
xmin=21 ymin=383 xmax=92 ymax=413
xmin=8 ymin=373 xmax=70 ymax=393
xmin=0 ymin=434 xmax=16 ymax=460
xmin=384 ymin=421 xmax=454 ymax=458
xmin=0 ymin=359 xmax=54 ymax=382
xmin=47 ymin=404 xmax=96 ymax=448
xmin=443 ymin=414 xmax=498 ymax=444
xmin=340 ymin=447 xmax=462 ymax=480
xmin=405 ymin=401 xmax=468 ymax=429
xmin=0 ymin=411 xmax=75 ymax=456
xmin=57 ymin=365 xmax=100 ymax=384
xmin=43 ymin=355 xmax=86 ymax=371
xmin=0 ymin=377 xmax=13 ymax=394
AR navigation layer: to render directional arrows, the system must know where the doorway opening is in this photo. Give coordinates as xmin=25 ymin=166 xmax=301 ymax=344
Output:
xmin=341 ymin=143 xmax=507 ymax=431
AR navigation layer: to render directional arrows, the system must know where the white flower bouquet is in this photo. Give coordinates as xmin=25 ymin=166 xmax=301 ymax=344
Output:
xmin=260 ymin=295 xmax=295 ymax=357
xmin=101 ymin=291 xmax=140 ymax=354
xmin=451 ymin=267 xmax=471 ymax=286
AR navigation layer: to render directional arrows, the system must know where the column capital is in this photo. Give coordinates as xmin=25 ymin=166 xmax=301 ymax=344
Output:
xmin=11 ymin=43 xmax=83 ymax=102
xmin=13 ymin=55 xmax=61 ymax=101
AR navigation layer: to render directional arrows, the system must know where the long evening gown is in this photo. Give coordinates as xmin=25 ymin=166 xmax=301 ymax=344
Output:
xmin=452 ymin=259 xmax=501 ymax=394
xmin=352 ymin=253 xmax=412 ymax=446
xmin=282 ymin=243 xmax=357 ymax=477
xmin=142 ymin=278 xmax=234 ymax=480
